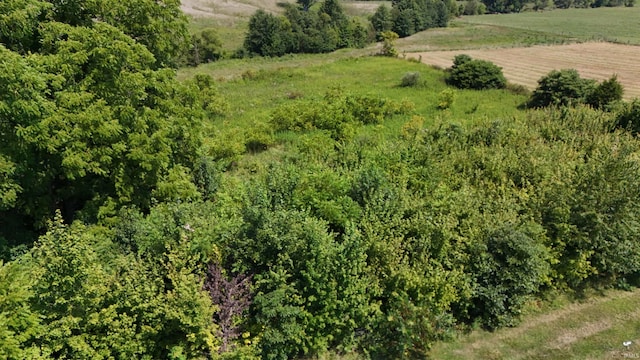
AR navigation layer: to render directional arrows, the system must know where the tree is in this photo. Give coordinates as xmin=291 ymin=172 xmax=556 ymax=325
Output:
xmin=188 ymin=28 xmax=224 ymax=66
xmin=0 ymin=0 xmax=190 ymax=68
xmin=244 ymin=10 xmax=293 ymax=57
xmin=371 ymin=5 xmax=394 ymax=39
xmin=528 ymin=69 xmax=596 ymax=108
xmin=297 ymin=0 xmax=317 ymax=11
xmin=27 ymin=212 xmax=220 ymax=358
xmin=586 ymin=75 xmax=623 ymax=110
xmin=482 ymin=0 xmax=526 ymax=12
xmin=0 ymin=22 xmax=209 ymax=230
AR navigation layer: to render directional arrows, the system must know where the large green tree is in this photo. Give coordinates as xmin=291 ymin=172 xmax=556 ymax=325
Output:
xmin=0 ymin=0 xmax=189 ymax=67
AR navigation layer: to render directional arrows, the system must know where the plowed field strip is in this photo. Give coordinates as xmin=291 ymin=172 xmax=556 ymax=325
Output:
xmin=408 ymin=42 xmax=640 ymax=99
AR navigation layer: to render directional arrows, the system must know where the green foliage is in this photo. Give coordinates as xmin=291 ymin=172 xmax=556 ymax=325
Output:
xmin=586 ymin=75 xmax=624 ymax=110
xmin=244 ymin=10 xmax=293 ymax=57
xmin=270 ymin=89 xmax=412 ymax=140
xmin=467 ymin=223 xmax=551 ymax=329
xmin=615 ymin=99 xmax=640 ymax=134
xmin=243 ymin=0 xmax=369 ymax=57
xmin=0 ymin=259 xmax=43 ymax=359
xmin=0 ymin=19 xmax=219 ymax=228
xmin=26 ymin=211 xmax=220 ymax=358
xmin=400 ymin=71 xmax=421 ymax=87
xmin=227 ymin=185 xmax=373 ymax=358
xmin=188 ymin=28 xmax=224 ymax=66
xmin=437 ymin=88 xmax=456 ymax=110
xmin=371 ymin=5 xmax=394 ymax=39
xmin=462 ymin=0 xmax=487 ymax=15
xmin=528 ymin=69 xmax=596 ymax=108
xmin=446 ymin=55 xmax=507 ymax=90
xmin=379 ymin=30 xmax=399 ymax=57
xmin=0 ymin=0 xmax=189 ymax=67
xmin=387 ymin=0 xmax=451 ymax=37
xmin=528 ymin=70 xmax=622 ymax=110
xmin=482 ymin=0 xmax=526 ymax=13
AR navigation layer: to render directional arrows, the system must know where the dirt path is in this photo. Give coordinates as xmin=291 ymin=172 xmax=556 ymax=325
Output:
xmin=407 ymin=42 xmax=640 ymax=99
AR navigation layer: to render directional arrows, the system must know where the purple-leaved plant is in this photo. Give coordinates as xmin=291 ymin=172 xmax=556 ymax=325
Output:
xmin=204 ymin=262 xmax=253 ymax=353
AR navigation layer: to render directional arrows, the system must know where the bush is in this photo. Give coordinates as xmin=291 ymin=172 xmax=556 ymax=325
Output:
xmin=586 ymin=75 xmax=624 ymax=110
xmin=437 ymin=88 xmax=456 ymax=110
xmin=468 ymin=224 xmax=550 ymax=329
xmin=446 ymin=55 xmax=506 ymax=90
xmin=615 ymin=99 xmax=640 ymax=134
xmin=379 ymin=31 xmax=399 ymax=57
xmin=400 ymin=72 xmax=421 ymax=87
xmin=187 ymin=28 xmax=223 ymax=66
xmin=528 ymin=69 xmax=596 ymax=108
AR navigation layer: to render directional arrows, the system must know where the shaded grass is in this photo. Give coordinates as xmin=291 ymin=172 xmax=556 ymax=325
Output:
xmin=430 ymin=288 xmax=640 ymax=360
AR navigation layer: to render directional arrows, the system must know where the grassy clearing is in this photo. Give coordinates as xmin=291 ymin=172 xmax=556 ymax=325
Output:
xmin=430 ymin=288 xmax=640 ymax=360
xmin=181 ymin=56 xmax=525 ymax=137
xmin=459 ymin=7 xmax=640 ymax=45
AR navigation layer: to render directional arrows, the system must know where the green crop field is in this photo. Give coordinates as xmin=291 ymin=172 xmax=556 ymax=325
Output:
xmin=459 ymin=7 xmax=640 ymax=45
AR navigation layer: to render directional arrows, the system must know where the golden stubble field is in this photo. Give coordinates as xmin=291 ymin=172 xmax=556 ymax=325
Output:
xmin=408 ymin=42 xmax=640 ymax=99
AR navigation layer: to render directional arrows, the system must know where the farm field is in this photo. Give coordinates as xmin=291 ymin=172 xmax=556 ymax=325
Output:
xmin=408 ymin=42 xmax=640 ymax=99
xmin=459 ymin=7 xmax=640 ymax=45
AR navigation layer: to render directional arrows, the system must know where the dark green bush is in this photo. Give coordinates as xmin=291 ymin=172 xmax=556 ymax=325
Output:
xmin=187 ymin=28 xmax=223 ymax=66
xmin=615 ymin=99 xmax=640 ymax=134
xmin=446 ymin=55 xmax=506 ymax=90
xmin=586 ymin=75 xmax=624 ymax=110
xmin=467 ymin=223 xmax=550 ymax=329
xmin=528 ymin=69 xmax=596 ymax=108
xmin=400 ymin=72 xmax=421 ymax=87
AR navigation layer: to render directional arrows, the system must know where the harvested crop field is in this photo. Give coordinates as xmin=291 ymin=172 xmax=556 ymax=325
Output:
xmin=408 ymin=42 xmax=640 ymax=99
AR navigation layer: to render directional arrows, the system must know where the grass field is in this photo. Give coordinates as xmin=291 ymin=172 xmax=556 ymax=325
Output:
xmin=430 ymin=288 xmax=640 ymax=360
xmin=459 ymin=7 xmax=640 ymax=45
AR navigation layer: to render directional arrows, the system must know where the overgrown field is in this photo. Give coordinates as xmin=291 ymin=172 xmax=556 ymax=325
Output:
xmin=6 ymin=0 xmax=640 ymax=358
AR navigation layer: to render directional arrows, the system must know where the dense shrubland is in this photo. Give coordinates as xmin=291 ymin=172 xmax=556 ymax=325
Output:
xmin=4 ymin=1 xmax=640 ymax=359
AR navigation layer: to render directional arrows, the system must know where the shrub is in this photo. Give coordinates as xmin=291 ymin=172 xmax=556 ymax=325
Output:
xmin=615 ymin=99 xmax=640 ymax=134
xmin=528 ymin=69 xmax=596 ymax=108
xmin=379 ymin=31 xmax=399 ymax=57
xmin=400 ymin=72 xmax=421 ymax=87
xmin=437 ymin=88 xmax=456 ymax=110
xmin=446 ymin=55 xmax=506 ymax=90
xmin=468 ymin=223 xmax=550 ymax=329
xmin=187 ymin=28 xmax=224 ymax=66
xmin=586 ymin=75 xmax=624 ymax=110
